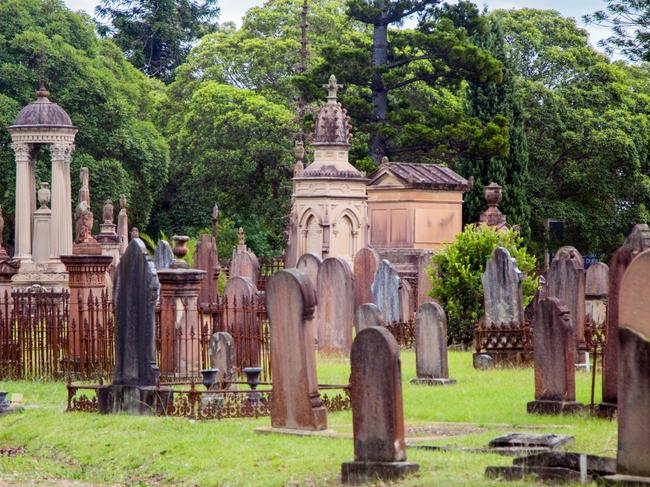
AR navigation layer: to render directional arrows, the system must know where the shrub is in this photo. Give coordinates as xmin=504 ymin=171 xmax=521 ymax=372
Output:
xmin=429 ymin=224 xmax=539 ymax=345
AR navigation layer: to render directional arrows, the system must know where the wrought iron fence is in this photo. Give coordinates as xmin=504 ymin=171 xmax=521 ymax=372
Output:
xmin=473 ymin=320 xmax=533 ymax=354
xmin=385 ymin=319 xmax=416 ymax=348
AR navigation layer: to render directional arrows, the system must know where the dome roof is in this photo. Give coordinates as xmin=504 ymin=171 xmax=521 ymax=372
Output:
xmin=11 ymin=88 xmax=74 ymax=129
xmin=312 ymin=75 xmax=351 ymax=146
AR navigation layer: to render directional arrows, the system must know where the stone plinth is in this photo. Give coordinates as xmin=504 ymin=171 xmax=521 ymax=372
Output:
xmin=266 ymin=269 xmax=327 ymax=431
xmin=98 ymin=385 xmax=172 ymax=415
xmin=157 ymin=268 xmax=206 ymax=378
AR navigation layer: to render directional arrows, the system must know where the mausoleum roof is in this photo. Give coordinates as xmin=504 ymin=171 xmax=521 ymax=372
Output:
xmin=368 ymin=161 xmax=470 ymax=191
xmin=10 ymin=88 xmax=74 ymax=129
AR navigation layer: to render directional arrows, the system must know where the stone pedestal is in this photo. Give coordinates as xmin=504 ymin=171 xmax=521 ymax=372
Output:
xmin=98 ymin=385 xmax=173 ymax=415
xmin=157 ymin=268 xmax=206 ymax=378
xmin=526 ymin=400 xmax=585 ymax=415
xmin=60 ymin=252 xmax=113 ymax=366
xmin=32 ymin=206 xmax=51 ymax=265
xmin=341 ymin=462 xmax=420 ymax=484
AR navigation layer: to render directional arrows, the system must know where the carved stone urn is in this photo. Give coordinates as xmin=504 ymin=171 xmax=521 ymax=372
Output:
xmin=38 ymin=182 xmax=51 ymax=209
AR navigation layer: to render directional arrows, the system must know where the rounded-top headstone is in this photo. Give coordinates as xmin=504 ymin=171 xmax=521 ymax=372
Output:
xmin=415 ymin=301 xmax=449 ymax=379
xmin=353 ymin=247 xmax=380 ymax=310
xmin=482 ymin=247 xmax=524 ymax=327
xmin=354 ymin=303 xmax=384 ymax=333
xmin=296 ymin=253 xmax=322 ymax=292
xmin=585 ymin=262 xmax=609 ymax=298
xmin=316 ymin=257 xmax=354 ymax=354
xmin=620 ymin=249 xmax=650 ymax=338
xmin=372 ymin=260 xmax=402 ymax=323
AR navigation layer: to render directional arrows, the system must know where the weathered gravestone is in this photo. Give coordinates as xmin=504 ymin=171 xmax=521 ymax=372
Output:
xmin=411 ymin=301 xmax=455 ymax=386
xmin=153 ymin=240 xmax=174 ymax=271
xmin=527 ymin=297 xmax=584 ymax=415
xmin=354 ymin=303 xmax=384 ymax=333
xmin=316 ymin=257 xmax=354 ymax=354
xmin=266 ymin=269 xmax=327 ymax=431
xmin=417 ymin=251 xmax=434 ymax=307
xmin=223 ymin=276 xmax=259 ymax=368
xmin=585 ymin=262 xmax=609 ymax=328
xmin=209 ymin=331 xmax=235 ymax=388
xmin=600 ymin=224 xmax=650 ymax=415
xmin=399 ymin=279 xmax=415 ymax=322
xmin=372 ymin=260 xmax=402 ymax=323
xmin=98 ymin=239 xmax=172 ymax=415
xmin=547 ymin=246 xmax=586 ymax=347
xmin=195 ymin=234 xmax=219 ymax=305
xmin=601 ymin=249 xmax=650 ymax=485
xmin=482 ymin=247 xmax=525 ymax=327
xmin=230 ymin=228 xmax=260 ymax=285
xmin=296 ymin=252 xmax=322 ymax=292
xmin=353 ymin=247 xmax=380 ymax=311
xmin=341 ymin=327 xmax=419 ymax=483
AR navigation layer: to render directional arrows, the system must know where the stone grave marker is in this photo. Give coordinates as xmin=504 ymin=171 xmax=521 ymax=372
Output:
xmin=223 ymin=276 xmax=259 ymax=367
xmin=230 ymin=228 xmax=260 ymax=285
xmin=399 ymin=279 xmax=415 ymax=322
xmin=209 ymin=331 xmax=235 ymax=388
xmin=585 ymin=262 xmax=609 ymax=328
xmin=266 ymin=269 xmax=327 ymax=431
xmin=372 ymin=260 xmax=402 ymax=323
xmin=527 ymin=297 xmax=584 ymax=415
xmin=411 ymin=301 xmax=455 ymax=386
xmin=296 ymin=252 xmax=322 ymax=292
xmin=153 ymin=240 xmax=174 ymax=270
xmin=482 ymin=247 xmax=524 ymax=327
xmin=341 ymin=326 xmax=419 ymax=483
xmin=195 ymin=234 xmax=219 ymax=305
xmin=547 ymin=246 xmax=585 ymax=346
xmin=417 ymin=251 xmax=434 ymax=307
xmin=353 ymin=247 xmax=380 ymax=311
xmin=316 ymin=257 xmax=354 ymax=354
xmin=354 ymin=303 xmax=384 ymax=333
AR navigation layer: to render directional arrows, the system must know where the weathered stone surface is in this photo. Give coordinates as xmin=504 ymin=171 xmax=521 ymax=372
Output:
xmin=417 ymin=251 xmax=434 ymax=307
xmin=342 ymin=326 xmax=418 ymax=483
xmin=353 ymin=248 xmax=379 ymax=311
xmin=372 ymin=260 xmax=402 ymax=323
xmin=413 ymin=302 xmax=452 ymax=382
xmin=223 ymin=276 xmax=259 ymax=366
xmin=399 ymin=279 xmax=415 ymax=321
xmin=195 ymin=234 xmax=219 ymax=305
xmin=112 ymin=239 xmax=159 ymax=387
xmin=528 ymin=297 xmax=583 ymax=414
xmin=547 ymin=246 xmax=585 ymax=344
xmin=485 ymin=466 xmax=583 ymax=483
xmin=602 ymin=224 xmax=650 ymax=407
xmin=230 ymin=243 xmax=260 ymax=285
xmin=209 ymin=331 xmax=235 ymax=388
xmin=489 ymin=433 xmax=574 ymax=450
xmin=482 ymin=247 xmax=524 ymax=327
xmin=617 ymin=249 xmax=650 ymax=479
xmin=513 ymin=451 xmax=616 ymax=476
xmin=266 ymin=269 xmax=327 ymax=431
xmin=599 ymin=474 xmax=650 ymax=486
xmin=153 ymin=240 xmax=174 ymax=271
xmin=296 ymin=253 xmax=322 ymax=292
xmin=474 ymin=353 xmax=494 ymax=370
xmin=586 ymin=262 xmax=609 ymax=298
xmin=315 ymin=257 xmax=354 ymax=354
xmin=354 ymin=303 xmax=384 ymax=333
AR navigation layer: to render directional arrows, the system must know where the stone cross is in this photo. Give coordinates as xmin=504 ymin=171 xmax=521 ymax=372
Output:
xmin=482 ymin=247 xmax=525 ymax=327
xmin=353 ymin=248 xmax=380 ymax=311
xmin=341 ymin=327 xmax=419 ymax=483
xmin=354 ymin=303 xmax=384 ymax=333
xmin=372 ymin=260 xmax=402 ymax=323
xmin=153 ymin=240 xmax=174 ymax=271
xmin=527 ymin=297 xmax=584 ymax=415
xmin=266 ymin=269 xmax=327 ymax=431
xmin=315 ymin=257 xmax=354 ymax=354
xmin=411 ymin=301 xmax=455 ymax=386
xmin=296 ymin=253 xmax=322 ymax=292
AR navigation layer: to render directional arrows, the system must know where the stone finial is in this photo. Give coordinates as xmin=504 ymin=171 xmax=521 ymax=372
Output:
xmin=79 ymin=167 xmax=90 ymax=206
xmin=293 ymin=139 xmax=305 ymax=176
xmin=237 ymin=227 xmax=246 ymax=251
xmin=312 ymin=74 xmax=351 ymax=146
xmin=102 ymin=199 xmax=114 ymax=225
xmin=38 ymin=182 xmax=51 ymax=209
xmin=479 ymin=182 xmax=508 ymax=230
xmin=211 ymin=203 xmax=219 ymax=240
xmin=324 ymin=74 xmax=343 ymax=100
xmin=171 ymin=235 xmax=190 ymax=269
xmin=120 ymin=195 xmax=127 ymax=211
xmin=380 ymin=156 xmax=389 ymax=165
xmin=74 ymin=201 xmax=97 ymax=247
xmin=131 ymin=227 xmax=139 ymax=239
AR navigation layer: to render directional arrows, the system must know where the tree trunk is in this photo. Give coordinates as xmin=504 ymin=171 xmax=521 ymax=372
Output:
xmin=370 ymin=22 xmax=389 ymax=164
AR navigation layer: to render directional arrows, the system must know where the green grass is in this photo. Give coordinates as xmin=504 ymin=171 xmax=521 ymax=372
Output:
xmin=0 ymin=352 xmax=617 ymax=486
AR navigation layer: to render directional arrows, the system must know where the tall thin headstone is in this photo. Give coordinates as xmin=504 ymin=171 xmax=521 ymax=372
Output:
xmin=527 ymin=297 xmax=584 ymax=415
xmin=411 ymin=302 xmax=455 ymax=386
xmin=223 ymin=277 xmax=259 ymax=367
xmin=296 ymin=252 xmax=322 ymax=292
xmin=353 ymin=247 xmax=380 ymax=311
xmin=195 ymin=234 xmax=219 ymax=305
xmin=315 ymin=257 xmax=354 ymax=354
xmin=585 ymin=262 xmax=609 ymax=327
xmin=153 ymin=240 xmax=174 ymax=271
xmin=341 ymin=327 xmax=419 ymax=483
xmin=354 ymin=303 xmax=384 ymax=333
xmin=482 ymin=247 xmax=525 ymax=327
xmin=372 ymin=260 xmax=402 ymax=323
xmin=266 ymin=269 xmax=327 ymax=431
xmin=547 ymin=246 xmax=585 ymax=347
xmin=601 ymin=249 xmax=650 ymax=484
xmin=399 ymin=278 xmax=415 ymax=321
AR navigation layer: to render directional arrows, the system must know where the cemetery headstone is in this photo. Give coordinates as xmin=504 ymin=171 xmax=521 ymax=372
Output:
xmin=585 ymin=262 xmax=609 ymax=328
xmin=223 ymin=276 xmax=259 ymax=367
xmin=316 ymin=257 xmax=354 ymax=354
xmin=399 ymin=279 xmax=415 ymax=322
xmin=266 ymin=269 xmax=327 ymax=431
xmin=341 ymin=327 xmax=419 ymax=483
xmin=482 ymin=247 xmax=525 ymax=327
xmin=209 ymin=331 xmax=235 ymax=388
xmin=353 ymin=247 xmax=380 ymax=310
xmin=195 ymin=234 xmax=219 ymax=305
xmin=153 ymin=240 xmax=174 ymax=271
xmin=527 ymin=297 xmax=584 ymax=415
xmin=354 ymin=303 xmax=384 ymax=333
xmin=230 ymin=228 xmax=260 ymax=285
xmin=411 ymin=301 xmax=455 ymax=386
xmin=372 ymin=260 xmax=402 ymax=323
xmin=296 ymin=253 xmax=322 ymax=292
xmin=417 ymin=251 xmax=434 ymax=307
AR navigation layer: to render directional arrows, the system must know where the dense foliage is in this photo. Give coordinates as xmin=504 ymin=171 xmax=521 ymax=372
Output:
xmin=430 ymin=224 xmax=539 ymax=345
xmin=0 ymin=0 xmax=169 ymax=248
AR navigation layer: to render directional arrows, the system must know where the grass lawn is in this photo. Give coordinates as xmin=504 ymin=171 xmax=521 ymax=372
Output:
xmin=0 ymin=351 xmax=616 ymax=486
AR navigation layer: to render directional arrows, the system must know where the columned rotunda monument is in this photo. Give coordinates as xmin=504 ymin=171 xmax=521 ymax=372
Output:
xmin=8 ymin=77 xmax=77 ymax=288
xmin=286 ymin=75 xmax=369 ymax=267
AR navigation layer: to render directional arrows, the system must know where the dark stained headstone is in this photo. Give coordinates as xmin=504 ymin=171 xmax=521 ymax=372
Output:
xmin=266 ymin=269 xmax=327 ymax=431
xmin=315 ymin=257 xmax=354 ymax=354
xmin=296 ymin=252 xmax=322 ymax=292
xmin=482 ymin=247 xmax=524 ymax=327
xmin=209 ymin=331 xmax=235 ymax=388
xmin=547 ymin=246 xmax=585 ymax=345
xmin=342 ymin=327 xmax=419 ymax=483
xmin=411 ymin=301 xmax=455 ymax=386
xmin=353 ymin=248 xmax=380 ymax=311
xmin=372 ymin=260 xmax=402 ymax=323
xmin=195 ymin=234 xmax=219 ymax=305
xmin=601 ymin=224 xmax=650 ymax=411
xmin=223 ymin=277 xmax=259 ymax=367
xmin=527 ymin=297 xmax=584 ymax=415
xmin=354 ymin=303 xmax=384 ymax=333
xmin=153 ymin=240 xmax=174 ymax=271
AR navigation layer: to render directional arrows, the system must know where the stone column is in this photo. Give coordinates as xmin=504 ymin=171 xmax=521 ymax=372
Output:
xmin=157 ymin=240 xmax=205 ymax=379
xmin=50 ymin=143 xmax=74 ymax=267
xmin=11 ymin=143 xmax=34 ymax=262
